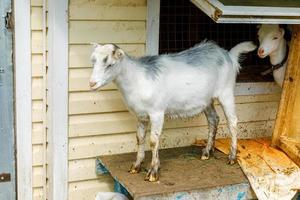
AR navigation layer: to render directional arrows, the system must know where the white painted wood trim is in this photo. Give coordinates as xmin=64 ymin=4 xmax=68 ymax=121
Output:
xmin=146 ymin=0 xmax=160 ymax=55
xmin=13 ymin=0 xmax=33 ymax=199
xmin=48 ymin=0 xmax=68 ymax=199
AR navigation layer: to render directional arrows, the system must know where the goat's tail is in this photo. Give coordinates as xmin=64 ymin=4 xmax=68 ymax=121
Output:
xmin=229 ymin=41 xmax=257 ymax=72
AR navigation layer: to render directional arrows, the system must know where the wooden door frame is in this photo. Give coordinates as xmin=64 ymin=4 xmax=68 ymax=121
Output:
xmin=13 ymin=0 xmax=32 ymax=199
xmin=47 ymin=0 xmax=69 ymax=199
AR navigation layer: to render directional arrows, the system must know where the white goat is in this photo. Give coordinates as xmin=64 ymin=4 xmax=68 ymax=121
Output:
xmin=257 ymin=24 xmax=289 ymax=87
xmin=89 ymin=41 xmax=256 ymax=182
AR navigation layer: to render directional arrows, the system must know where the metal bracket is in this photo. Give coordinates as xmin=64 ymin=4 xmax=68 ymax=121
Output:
xmin=4 ymin=9 xmax=13 ymax=30
xmin=0 ymin=173 xmax=11 ymax=182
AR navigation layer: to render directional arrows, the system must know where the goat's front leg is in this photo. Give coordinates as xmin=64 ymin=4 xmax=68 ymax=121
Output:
xmin=145 ymin=112 xmax=164 ymax=182
xmin=129 ymin=118 xmax=149 ymax=174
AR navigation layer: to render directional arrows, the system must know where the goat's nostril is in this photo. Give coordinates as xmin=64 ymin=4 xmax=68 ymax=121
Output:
xmin=89 ymin=81 xmax=97 ymax=88
xmin=258 ymin=48 xmax=264 ymax=55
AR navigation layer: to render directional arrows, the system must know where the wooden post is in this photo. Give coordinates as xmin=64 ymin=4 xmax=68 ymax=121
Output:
xmin=272 ymin=25 xmax=300 ymax=166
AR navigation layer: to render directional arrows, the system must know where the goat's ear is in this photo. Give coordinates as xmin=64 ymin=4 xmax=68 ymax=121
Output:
xmin=90 ymin=42 xmax=101 ymax=49
xmin=113 ymin=48 xmax=125 ymax=60
xmin=256 ymin=24 xmax=261 ymax=29
xmin=279 ymin=28 xmax=285 ymax=37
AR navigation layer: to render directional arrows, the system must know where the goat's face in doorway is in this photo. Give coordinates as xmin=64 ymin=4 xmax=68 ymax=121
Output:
xmin=257 ymin=24 xmax=285 ymax=58
xmin=89 ymin=43 xmax=125 ymax=90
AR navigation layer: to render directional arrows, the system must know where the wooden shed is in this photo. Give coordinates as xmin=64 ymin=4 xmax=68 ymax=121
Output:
xmin=1 ymin=0 xmax=300 ymax=199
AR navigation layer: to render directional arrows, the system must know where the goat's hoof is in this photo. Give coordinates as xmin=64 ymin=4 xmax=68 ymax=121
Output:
xmin=201 ymin=155 xmax=209 ymax=160
xmin=145 ymin=169 xmax=159 ymax=182
xmin=227 ymin=159 xmax=236 ymax=165
xmin=201 ymin=149 xmax=210 ymax=160
xmin=129 ymin=164 xmax=141 ymax=174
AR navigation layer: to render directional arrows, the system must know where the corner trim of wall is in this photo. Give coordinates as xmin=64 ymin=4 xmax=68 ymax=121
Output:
xmin=48 ymin=0 xmax=69 ymax=199
xmin=14 ymin=0 xmax=33 ymax=199
xmin=146 ymin=0 xmax=160 ymax=55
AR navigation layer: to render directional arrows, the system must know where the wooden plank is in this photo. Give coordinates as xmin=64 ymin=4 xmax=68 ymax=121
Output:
xmin=278 ymin=136 xmax=300 ymax=167
xmin=69 ymin=21 xmax=146 ymax=44
xmin=48 ymin=0 xmax=68 ymax=199
xmin=33 ymin=187 xmax=44 ymax=200
xmin=69 ymin=121 xmax=275 ymax=160
xmin=32 ymin=77 xmax=43 ymax=100
xmin=68 ymin=101 xmax=277 ymax=138
xmin=69 ymin=0 xmax=146 ymax=20
xmin=31 ymin=30 xmax=43 ymax=53
xmin=146 ymin=0 xmax=160 ymax=55
xmin=32 ymin=144 xmax=43 ymax=166
xmin=99 ymin=146 xmax=249 ymax=199
xmin=32 ymin=122 xmax=43 ymax=144
xmin=69 ymin=91 xmax=280 ymax=115
xmin=215 ymin=138 xmax=300 ymax=200
xmin=15 ymin=0 xmax=33 ymax=198
xmin=69 ymin=44 xmax=145 ymax=68
xmin=272 ymin=25 xmax=300 ymax=146
xmin=33 ymin=166 xmax=43 ymax=187
xmin=31 ymin=0 xmax=42 ymax=6
xmin=68 ymin=179 xmax=114 ymax=200
xmin=32 ymin=100 xmax=43 ymax=122
xmin=31 ymin=6 xmax=43 ymax=30
xmin=32 ymin=54 xmax=43 ymax=77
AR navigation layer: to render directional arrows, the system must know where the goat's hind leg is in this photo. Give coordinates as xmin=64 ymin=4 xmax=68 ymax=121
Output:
xmin=201 ymin=103 xmax=219 ymax=160
xmin=219 ymin=90 xmax=238 ymax=165
xmin=129 ymin=118 xmax=149 ymax=174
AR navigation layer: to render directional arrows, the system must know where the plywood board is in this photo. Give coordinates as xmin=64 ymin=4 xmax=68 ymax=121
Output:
xmin=99 ymin=146 xmax=250 ymax=199
xmin=213 ymin=138 xmax=300 ymax=200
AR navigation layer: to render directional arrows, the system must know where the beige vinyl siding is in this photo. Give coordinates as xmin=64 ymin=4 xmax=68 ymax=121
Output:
xmin=31 ymin=0 xmax=46 ymax=199
xmin=68 ymin=0 xmax=281 ymax=199
xmin=68 ymin=0 xmax=147 ymax=199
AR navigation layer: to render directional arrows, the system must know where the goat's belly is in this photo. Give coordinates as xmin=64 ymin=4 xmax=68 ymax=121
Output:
xmin=165 ymin=98 xmax=210 ymax=119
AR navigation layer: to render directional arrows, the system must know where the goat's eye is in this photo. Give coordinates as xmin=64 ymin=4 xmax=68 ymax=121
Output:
xmin=273 ymin=37 xmax=278 ymax=40
xmin=106 ymin=64 xmax=112 ymax=69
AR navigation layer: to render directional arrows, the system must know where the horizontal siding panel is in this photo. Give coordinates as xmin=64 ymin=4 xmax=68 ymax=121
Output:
xmin=32 ymin=122 xmax=43 ymax=144
xmin=32 ymin=144 xmax=44 ymax=166
xmin=69 ymin=21 xmax=146 ymax=44
xmin=69 ymin=68 xmax=117 ymax=91
xmin=69 ymin=120 xmax=274 ymax=160
xmin=31 ymin=6 xmax=43 ymax=30
xmin=33 ymin=166 xmax=43 ymax=187
xmin=32 ymin=100 xmax=43 ymax=122
xmin=32 ymin=77 xmax=43 ymax=100
xmin=69 ymin=91 xmax=124 ymax=114
xmin=68 ymin=120 xmax=274 ymax=182
xmin=31 ymin=0 xmax=42 ymax=6
xmin=33 ymin=187 xmax=43 ymax=200
xmin=69 ymin=101 xmax=278 ymax=137
xmin=69 ymin=178 xmax=114 ymax=200
xmin=32 ymin=31 xmax=43 ymax=53
xmin=69 ymin=44 xmax=145 ymax=68
xmin=70 ymin=0 xmax=146 ymax=7
xmin=70 ymin=2 xmax=146 ymax=20
xmin=69 ymin=158 xmax=97 ymax=182
xmin=32 ymin=54 xmax=43 ymax=77
xmin=69 ymin=92 xmax=280 ymax=115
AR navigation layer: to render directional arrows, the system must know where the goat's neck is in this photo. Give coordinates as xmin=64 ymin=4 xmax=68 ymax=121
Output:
xmin=114 ymin=56 xmax=138 ymax=92
xmin=269 ymin=39 xmax=287 ymax=66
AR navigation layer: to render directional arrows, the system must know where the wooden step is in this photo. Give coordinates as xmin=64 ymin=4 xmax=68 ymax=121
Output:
xmin=97 ymin=146 xmax=254 ymax=200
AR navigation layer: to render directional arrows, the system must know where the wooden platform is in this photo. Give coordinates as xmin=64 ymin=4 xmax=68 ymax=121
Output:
xmin=97 ymin=146 xmax=253 ymax=200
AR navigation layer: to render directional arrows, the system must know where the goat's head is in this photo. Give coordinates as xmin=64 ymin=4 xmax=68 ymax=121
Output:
xmin=89 ymin=43 xmax=125 ymax=90
xmin=257 ymin=24 xmax=285 ymax=58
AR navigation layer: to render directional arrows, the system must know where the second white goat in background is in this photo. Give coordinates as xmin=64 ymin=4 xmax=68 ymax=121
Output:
xmin=257 ymin=24 xmax=289 ymax=87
